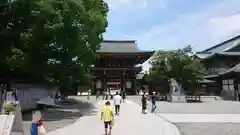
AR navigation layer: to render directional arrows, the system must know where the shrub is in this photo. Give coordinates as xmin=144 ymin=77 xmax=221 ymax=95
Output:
xmin=3 ymin=102 xmax=18 ymax=115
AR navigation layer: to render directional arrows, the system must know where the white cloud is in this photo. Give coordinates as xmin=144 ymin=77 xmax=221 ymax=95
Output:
xmin=135 ymin=0 xmax=240 ymax=52
xmin=207 ymin=14 xmax=240 ymax=38
xmin=133 ymin=0 xmax=240 ymax=71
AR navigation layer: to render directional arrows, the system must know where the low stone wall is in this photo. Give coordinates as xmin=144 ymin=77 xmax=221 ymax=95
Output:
xmin=11 ymin=83 xmax=58 ymax=111
xmin=0 ymin=114 xmax=15 ymax=135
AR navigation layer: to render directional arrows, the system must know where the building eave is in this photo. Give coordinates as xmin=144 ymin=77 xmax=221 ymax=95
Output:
xmin=201 ymin=35 xmax=240 ymax=52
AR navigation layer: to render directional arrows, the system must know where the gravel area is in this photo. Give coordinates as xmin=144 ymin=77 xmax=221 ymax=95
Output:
xmin=22 ymin=96 xmax=98 ymax=135
xmin=177 ymin=123 xmax=240 ymax=135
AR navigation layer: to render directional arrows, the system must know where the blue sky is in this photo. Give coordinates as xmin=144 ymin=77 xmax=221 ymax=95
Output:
xmin=103 ymin=0 xmax=240 ymax=52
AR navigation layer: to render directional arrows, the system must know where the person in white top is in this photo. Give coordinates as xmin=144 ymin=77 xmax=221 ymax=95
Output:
xmin=113 ymin=92 xmax=122 ymax=115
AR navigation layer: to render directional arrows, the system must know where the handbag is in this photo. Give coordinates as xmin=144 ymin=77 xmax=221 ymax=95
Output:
xmin=38 ymin=125 xmax=47 ymax=135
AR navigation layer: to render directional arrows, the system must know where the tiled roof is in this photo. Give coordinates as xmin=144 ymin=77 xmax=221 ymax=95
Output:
xmin=204 ymin=74 xmax=219 ymax=79
xmin=202 ymin=35 xmax=240 ymax=53
xmin=195 ymin=52 xmax=213 ymax=59
xmin=217 ymin=52 xmax=240 ymax=56
xmin=196 ymin=35 xmax=240 ymax=59
xmin=219 ymin=63 xmax=240 ymax=76
xmin=97 ymin=40 xmax=152 ymax=53
xmin=199 ymin=79 xmax=215 ymax=83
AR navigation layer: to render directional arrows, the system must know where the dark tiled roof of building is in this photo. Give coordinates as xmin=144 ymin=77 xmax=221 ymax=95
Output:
xmin=219 ymin=63 xmax=240 ymax=76
xmin=199 ymin=79 xmax=215 ymax=83
xmin=204 ymin=74 xmax=219 ymax=79
xmin=196 ymin=35 xmax=240 ymax=59
xmin=202 ymin=35 xmax=240 ymax=52
xmin=97 ymin=40 xmax=153 ymax=53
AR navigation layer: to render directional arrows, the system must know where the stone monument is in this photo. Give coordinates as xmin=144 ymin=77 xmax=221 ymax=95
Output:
xmin=167 ymin=79 xmax=186 ymax=102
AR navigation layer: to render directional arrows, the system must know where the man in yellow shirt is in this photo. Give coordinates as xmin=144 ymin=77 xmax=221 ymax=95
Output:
xmin=101 ymin=101 xmax=114 ymax=135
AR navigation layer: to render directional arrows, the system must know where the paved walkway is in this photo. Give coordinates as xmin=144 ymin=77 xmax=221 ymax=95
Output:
xmin=46 ymin=100 xmax=181 ymax=135
xmin=159 ymin=114 xmax=240 ymax=123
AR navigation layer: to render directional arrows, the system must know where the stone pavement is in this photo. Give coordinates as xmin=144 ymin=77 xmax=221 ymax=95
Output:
xmin=128 ymin=96 xmax=240 ymax=135
xmin=159 ymin=114 xmax=240 ymax=123
xmin=46 ymin=100 xmax=181 ymax=135
xmin=177 ymin=123 xmax=240 ymax=135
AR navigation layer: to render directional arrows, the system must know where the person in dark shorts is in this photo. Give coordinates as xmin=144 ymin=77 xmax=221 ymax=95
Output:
xmin=151 ymin=91 xmax=157 ymax=113
xmin=101 ymin=101 xmax=114 ymax=135
xmin=141 ymin=93 xmax=147 ymax=113
xmin=121 ymin=91 xmax=126 ymax=102
xmin=37 ymin=104 xmax=45 ymax=119
xmin=96 ymin=90 xmax=100 ymax=100
xmin=11 ymin=90 xmax=18 ymax=101
xmin=113 ymin=92 xmax=122 ymax=115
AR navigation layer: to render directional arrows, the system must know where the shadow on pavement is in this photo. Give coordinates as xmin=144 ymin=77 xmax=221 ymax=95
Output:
xmin=22 ymin=98 xmax=97 ymax=122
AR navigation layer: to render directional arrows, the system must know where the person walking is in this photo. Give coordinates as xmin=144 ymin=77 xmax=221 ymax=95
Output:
xmin=141 ymin=93 xmax=147 ymax=113
xmin=151 ymin=91 xmax=157 ymax=113
xmin=87 ymin=89 xmax=91 ymax=100
xmin=110 ymin=91 xmax=113 ymax=100
xmin=113 ymin=92 xmax=122 ymax=115
xmin=122 ymin=91 xmax=126 ymax=103
xmin=105 ymin=91 xmax=109 ymax=100
xmin=96 ymin=90 xmax=100 ymax=100
xmin=101 ymin=101 xmax=114 ymax=135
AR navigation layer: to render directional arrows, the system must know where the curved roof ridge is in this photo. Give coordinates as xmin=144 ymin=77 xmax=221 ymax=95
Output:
xmin=202 ymin=35 xmax=240 ymax=52
xmin=222 ymin=39 xmax=240 ymax=52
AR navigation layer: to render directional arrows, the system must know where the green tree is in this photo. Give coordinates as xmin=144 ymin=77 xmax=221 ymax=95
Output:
xmin=147 ymin=46 xmax=206 ymax=93
xmin=39 ymin=0 xmax=108 ymax=95
xmin=0 ymin=0 xmax=108 ymax=94
xmin=0 ymin=0 xmax=40 ymax=87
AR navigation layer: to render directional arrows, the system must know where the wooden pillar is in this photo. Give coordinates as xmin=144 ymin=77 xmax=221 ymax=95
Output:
xmin=134 ymin=70 xmax=137 ymax=95
xmin=103 ymin=70 xmax=106 ymax=93
xmin=91 ymin=80 xmax=94 ymax=93
xmin=122 ymin=70 xmax=126 ymax=92
xmin=122 ymin=77 xmax=125 ymax=92
xmin=121 ymin=78 xmax=123 ymax=91
xmin=133 ymin=79 xmax=137 ymax=95
xmin=235 ymin=74 xmax=240 ymax=101
xmin=103 ymin=77 xmax=106 ymax=93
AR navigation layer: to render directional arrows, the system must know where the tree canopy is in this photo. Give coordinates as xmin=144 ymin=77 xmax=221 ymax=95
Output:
xmin=0 ymin=0 xmax=108 ymax=92
xmin=146 ymin=46 xmax=206 ymax=93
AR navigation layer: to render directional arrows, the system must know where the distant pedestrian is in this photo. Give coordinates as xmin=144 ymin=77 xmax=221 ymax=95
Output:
xmin=113 ymin=92 xmax=122 ymax=115
xmin=36 ymin=104 xmax=45 ymax=119
xmin=141 ymin=93 xmax=147 ymax=113
xmin=96 ymin=90 xmax=100 ymax=100
xmin=122 ymin=91 xmax=126 ymax=103
xmin=105 ymin=91 xmax=109 ymax=100
xmin=87 ymin=89 xmax=91 ymax=100
xmin=11 ymin=90 xmax=18 ymax=102
xmin=102 ymin=92 xmax=105 ymax=100
xmin=151 ymin=91 xmax=157 ymax=113
xmin=110 ymin=92 xmax=113 ymax=100
xmin=101 ymin=101 xmax=114 ymax=135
